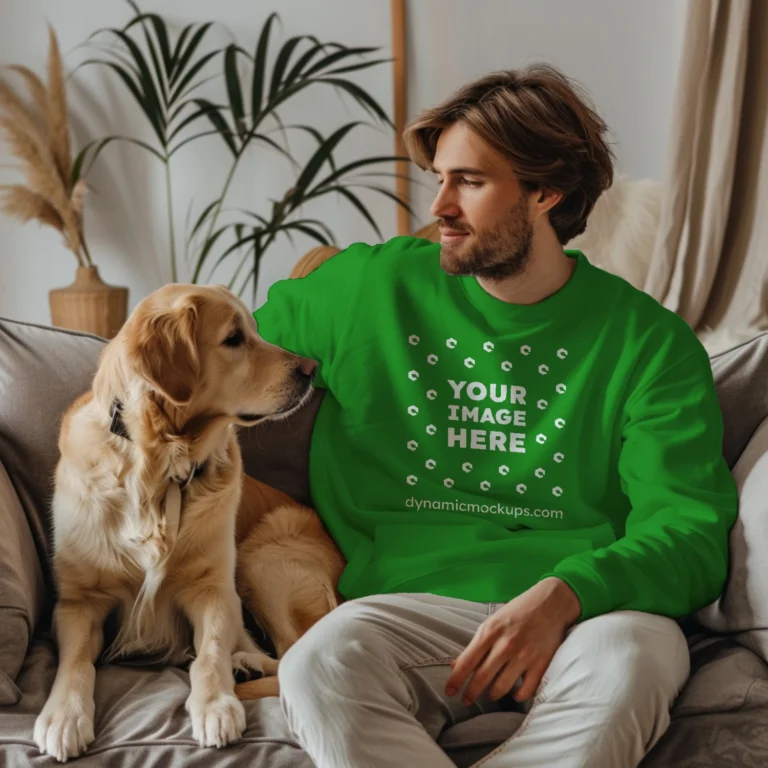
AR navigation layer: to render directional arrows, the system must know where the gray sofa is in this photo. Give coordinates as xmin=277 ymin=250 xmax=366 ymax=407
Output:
xmin=1 ymin=315 xmax=768 ymax=767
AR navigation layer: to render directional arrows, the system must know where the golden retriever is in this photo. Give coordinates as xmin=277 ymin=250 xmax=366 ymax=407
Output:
xmin=34 ymin=283 xmax=343 ymax=762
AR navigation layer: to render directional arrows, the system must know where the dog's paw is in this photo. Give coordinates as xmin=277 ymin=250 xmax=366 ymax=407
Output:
xmin=231 ymin=650 xmax=279 ymax=684
xmin=186 ymin=692 xmax=246 ymax=748
xmin=34 ymin=697 xmax=95 ymax=762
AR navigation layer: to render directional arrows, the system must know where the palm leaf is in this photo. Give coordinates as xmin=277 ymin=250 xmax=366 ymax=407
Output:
xmin=228 ymin=246 xmax=255 ymax=291
xmin=188 ymin=199 xmax=221 ymax=245
xmin=282 ymin=38 xmax=334 ymax=87
xmin=80 ymin=56 xmax=142 ymax=101
xmin=278 ymin=220 xmax=331 ymax=246
xmin=286 ymin=216 xmax=336 ymax=242
xmin=303 ymin=46 xmax=379 ymax=77
xmin=193 ymin=99 xmax=237 ymax=155
xmin=251 ymin=13 xmax=278 ymax=119
xmin=317 ymin=77 xmax=392 ymax=125
xmin=168 ymin=50 xmax=220 ymax=104
xmin=76 ymin=46 xmax=140 ymax=79
xmin=344 ymin=181 xmax=416 ymax=216
xmin=312 ymin=155 xmax=406 ymax=192
xmin=124 ymin=3 xmax=173 ymax=75
xmin=169 ymin=72 xmax=221 ymax=109
xmin=104 ymin=27 xmax=166 ymax=145
xmin=208 ymin=228 xmax=265 ymax=275
xmin=325 ymin=58 xmax=392 ymax=76
xmin=268 ymin=35 xmax=304 ymax=101
xmin=169 ymin=23 xmax=194 ymax=79
xmin=191 ymin=223 xmax=233 ymax=282
xmin=71 ymin=139 xmax=101 ymax=185
xmin=329 ymin=185 xmax=383 ymax=240
xmin=238 ymin=263 xmax=256 ymax=298
xmin=287 ymin=124 xmax=336 ymax=172
xmin=281 ymin=225 xmax=296 ymax=249
xmin=293 ymin=122 xmax=360 ymax=197
xmin=71 ymin=135 xmax=163 ymax=188
xmin=206 ymin=226 xmax=265 ymax=282
xmin=223 ymin=45 xmax=246 ymax=139
xmin=168 ymin=100 xmax=217 ymax=142
xmin=124 ymin=9 xmax=169 ymax=107
xmin=170 ymin=23 xmax=214 ymax=88
xmin=251 ymin=252 xmax=261 ymax=304
xmin=236 ymin=210 xmax=271 ymax=227
xmin=168 ymin=129 xmax=222 ymax=157
xmin=85 ymin=56 xmax=165 ymax=146
xmin=264 ymin=110 xmax=291 ymax=154
xmin=250 ymin=131 xmax=296 ymax=164
xmin=254 ymin=78 xmax=313 ymax=121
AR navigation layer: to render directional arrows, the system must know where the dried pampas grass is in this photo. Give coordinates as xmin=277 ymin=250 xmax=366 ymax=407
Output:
xmin=0 ymin=26 xmax=91 ymax=266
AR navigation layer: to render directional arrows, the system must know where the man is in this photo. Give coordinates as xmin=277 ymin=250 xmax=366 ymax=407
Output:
xmin=252 ymin=65 xmax=737 ymax=767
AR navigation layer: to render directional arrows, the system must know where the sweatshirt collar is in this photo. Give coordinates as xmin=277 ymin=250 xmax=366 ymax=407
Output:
xmin=456 ymin=249 xmax=591 ymax=326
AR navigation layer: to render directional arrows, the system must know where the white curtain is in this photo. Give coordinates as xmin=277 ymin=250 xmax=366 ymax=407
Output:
xmin=645 ymin=0 xmax=768 ymax=348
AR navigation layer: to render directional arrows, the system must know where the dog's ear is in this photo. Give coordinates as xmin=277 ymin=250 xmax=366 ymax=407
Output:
xmin=131 ymin=298 xmax=201 ymax=405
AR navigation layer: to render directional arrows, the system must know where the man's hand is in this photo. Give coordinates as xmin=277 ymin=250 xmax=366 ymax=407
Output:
xmin=445 ymin=577 xmax=581 ymax=706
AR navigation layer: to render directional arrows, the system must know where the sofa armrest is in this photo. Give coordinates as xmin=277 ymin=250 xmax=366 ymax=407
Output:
xmin=0 ymin=458 xmax=45 ymax=704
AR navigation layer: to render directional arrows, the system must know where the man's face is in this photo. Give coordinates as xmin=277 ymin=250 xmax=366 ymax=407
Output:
xmin=430 ymin=122 xmax=535 ymax=279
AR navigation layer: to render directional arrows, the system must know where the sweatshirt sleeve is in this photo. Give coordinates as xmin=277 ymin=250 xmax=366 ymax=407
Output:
xmin=547 ymin=340 xmax=738 ymax=622
xmin=252 ymin=242 xmax=372 ymax=389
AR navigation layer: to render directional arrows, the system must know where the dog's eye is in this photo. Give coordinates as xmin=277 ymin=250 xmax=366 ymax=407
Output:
xmin=223 ymin=329 xmax=245 ymax=348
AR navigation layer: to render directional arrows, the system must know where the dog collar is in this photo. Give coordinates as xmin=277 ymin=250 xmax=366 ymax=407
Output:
xmin=109 ymin=399 xmax=206 ymax=489
xmin=109 ymin=399 xmax=131 ymax=440
xmin=175 ymin=463 xmax=206 ymax=490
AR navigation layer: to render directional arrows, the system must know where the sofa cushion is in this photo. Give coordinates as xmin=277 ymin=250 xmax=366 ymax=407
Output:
xmin=710 ymin=331 xmax=768 ymax=468
xmin=642 ymin=637 xmax=768 ymax=767
xmin=440 ymin=711 xmax=525 ymax=768
xmin=696 ymin=414 xmax=768 ymax=655
xmin=2 ymin=636 xmax=315 ymax=767
xmin=670 ymin=635 xmax=768 ymax=717
xmin=239 ymin=390 xmax=325 ymax=506
xmin=0 ymin=461 xmax=45 ymax=704
xmin=0 ymin=318 xmax=106 ymax=591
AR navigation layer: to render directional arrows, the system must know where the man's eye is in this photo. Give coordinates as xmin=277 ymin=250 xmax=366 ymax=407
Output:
xmin=460 ymin=178 xmax=481 ymax=187
xmin=223 ymin=329 xmax=245 ymax=347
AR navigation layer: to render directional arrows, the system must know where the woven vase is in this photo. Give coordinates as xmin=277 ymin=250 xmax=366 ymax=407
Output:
xmin=49 ymin=266 xmax=128 ymax=340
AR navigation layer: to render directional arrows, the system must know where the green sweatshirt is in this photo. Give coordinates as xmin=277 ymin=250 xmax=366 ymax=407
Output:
xmin=253 ymin=236 xmax=737 ymax=620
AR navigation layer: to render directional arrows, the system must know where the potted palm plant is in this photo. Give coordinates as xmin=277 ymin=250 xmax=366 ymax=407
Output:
xmin=81 ymin=2 xmax=412 ymax=301
xmin=0 ymin=27 xmax=128 ymax=339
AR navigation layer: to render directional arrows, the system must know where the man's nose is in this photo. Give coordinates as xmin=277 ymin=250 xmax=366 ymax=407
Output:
xmin=431 ymin=187 xmax=460 ymax=219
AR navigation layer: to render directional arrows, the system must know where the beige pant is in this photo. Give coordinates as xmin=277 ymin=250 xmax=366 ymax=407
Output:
xmin=279 ymin=593 xmax=690 ymax=768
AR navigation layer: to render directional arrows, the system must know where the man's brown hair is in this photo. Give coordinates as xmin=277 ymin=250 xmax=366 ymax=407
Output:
xmin=403 ymin=64 xmax=614 ymax=243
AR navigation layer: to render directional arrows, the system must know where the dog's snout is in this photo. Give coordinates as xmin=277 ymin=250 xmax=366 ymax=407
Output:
xmin=295 ymin=358 xmax=317 ymax=380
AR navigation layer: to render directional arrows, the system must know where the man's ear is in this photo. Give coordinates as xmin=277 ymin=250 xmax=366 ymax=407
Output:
xmin=130 ymin=299 xmax=201 ymax=406
xmin=536 ymin=188 xmax=564 ymax=214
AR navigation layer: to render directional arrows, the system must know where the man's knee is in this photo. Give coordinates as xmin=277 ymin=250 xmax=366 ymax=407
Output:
xmin=546 ymin=610 xmax=690 ymax=706
xmin=278 ymin=597 xmax=395 ymax=697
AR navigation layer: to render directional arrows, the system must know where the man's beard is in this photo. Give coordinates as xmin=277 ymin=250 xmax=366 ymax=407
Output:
xmin=439 ymin=196 xmax=533 ymax=280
